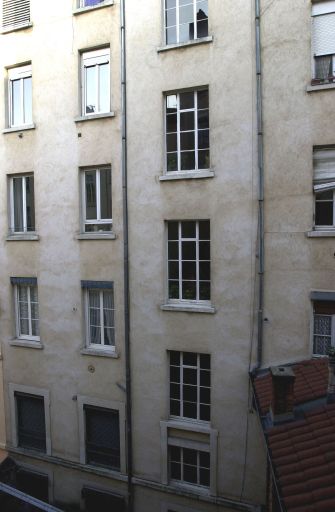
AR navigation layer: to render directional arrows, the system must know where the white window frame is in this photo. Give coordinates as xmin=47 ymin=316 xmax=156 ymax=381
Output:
xmin=13 ymin=281 xmax=39 ymax=342
xmin=160 ymin=420 xmax=217 ymax=496
xmin=311 ymin=1 xmax=335 ymax=81
xmin=81 ymin=48 xmax=110 ymax=116
xmin=312 ymin=301 xmax=335 ymax=355
xmin=168 ymin=444 xmax=210 ymax=489
xmin=9 ymin=174 xmax=35 ymax=234
xmin=165 ymin=89 xmax=209 ymax=174
xmin=77 ymin=395 xmax=126 ymax=473
xmin=314 ymin=185 xmax=335 ymax=228
xmin=167 ymin=220 xmax=211 ymax=304
xmin=81 ymin=167 xmax=112 ymax=232
xmin=8 ymin=64 xmax=32 ymax=127
xmin=83 ymin=282 xmax=115 ymax=351
xmin=9 ymin=383 xmax=51 ymax=455
xmin=164 ymin=0 xmax=208 ymax=45
xmin=169 ymin=351 xmax=210 ymax=423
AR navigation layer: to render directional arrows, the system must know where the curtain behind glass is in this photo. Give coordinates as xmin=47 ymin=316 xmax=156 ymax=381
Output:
xmin=26 ymin=176 xmax=35 ymax=231
xmin=100 ymin=169 xmax=112 ymax=219
xmin=89 ymin=290 xmax=101 ymax=344
xmin=315 ymin=55 xmax=332 ymax=79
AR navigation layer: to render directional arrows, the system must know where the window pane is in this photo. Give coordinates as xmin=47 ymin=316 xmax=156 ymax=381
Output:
xmin=168 ymin=241 xmax=179 ymax=259
xmin=166 ymin=95 xmax=178 ymax=113
xmin=166 ymin=8 xmax=177 ymax=27
xmin=315 ymin=200 xmax=333 ymax=225
xmin=169 ymin=281 xmax=180 ymax=299
xmin=179 ymin=4 xmax=193 ymax=24
xmin=197 ymin=18 xmax=208 ymax=38
xmin=90 ymin=326 xmax=101 ymax=344
xmin=198 ymin=149 xmax=210 ymax=169
xmin=167 ymin=133 xmax=177 ymax=152
xmin=199 ymin=262 xmax=210 ymax=280
xmin=179 ymin=22 xmax=194 ymax=42
xmin=23 ymin=76 xmax=32 ymax=124
xmin=181 ymin=151 xmax=195 ymax=170
xmin=183 ymin=384 xmax=197 ymax=402
xmin=200 ymin=353 xmax=210 ymax=369
xmin=166 ymin=0 xmax=176 ymax=7
xmin=85 ymin=171 xmax=97 ymax=220
xmin=198 ymin=89 xmax=209 ymax=109
xmin=103 ymin=309 xmax=114 ymax=330
xmin=13 ymin=177 xmax=24 ymax=232
xmin=200 ymin=468 xmax=210 ymax=486
xmin=100 ymin=169 xmax=112 ymax=220
xmin=199 ymin=281 xmax=210 ymax=300
xmin=200 ymin=404 xmax=210 ymax=421
xmin=180 ymin=112 xmax=195 ymax=131
xmin=199 ymin=241 xmax=210 ymax=259
xmin=26 ymin=176 xmax=35 ymax=231
xmin=170 ymin=366 xmax=180 ymax=383
xmin=182 ymin=261 xmax=196 ymax=279
xmin=16 ymin=394 xmax=46 ymax=452
xmin=180 ymin=131 xmax=195 ymax=150
xmin=85 ymin=407 xmax=120 ymax=469
xmin=84 ymin=0 xmax=105 ymax=5
xmin=182 ymin=241 xmax=196 ymax=260
xmin=168 ymin=222 xmax=179 ymax=240
xmin=180 ymin=92 xmax=194 ymax=110
xmin=85 ymin=66 xmax=97 ymax=114
xmin=170 ymin=399 xmax=180 ymax=416
xmin=183 ymin=401 xmax=197 ymax=418
xmin=183 ymin=352 xmax=197 ymax=366
xmin=183 ymin=368 xmax=197 ymax=384
xmin=197 ymin=0 xmax=208 ymax=17
xmin=182 ymin=281 xmax=196 ymax=300
xmin=198 ymin=109 xmax=209 ymax=129
xmin=168 ymin=261 xmax=179 ymax=279
xmin=103 ymin=289 xmax=114 ymax=309
xmin=198 ymin=129 xmax=209 ymax=149
xmin=170 ymin=462 xmax=181 ymax=479
xmin=199 ymin=221 xmax=210 ymax=239
xmin=31 ymin=320 xmax=39 ymax=337
xmin=99 ymin=63 xmax=109 ymax=113
xmin=166 ymin=113 xmax=177 ymax=132
xmin=85 ymin=223 xmax=112 ymax=232
xmin=200 ymin=387 xmax=210 ymax=403
xmin=181 ymin=221 xmax=196 ymax=238
xmin=167 ymin=152 xmax=178 ymax=172
xmin=20 ymin=319 xmax=29 ymax=336
xmin=12 ymin=79 xmax=21 ymax=126
xmin=200 ymin=369 xmax=210 ymax=387
xmin=170 ymin=350 xmax=180 ymax=366
xmin=166 ymin=26 xmax=177 ymax=44
xmin=104 ymin=327 xmax=114 ymax=346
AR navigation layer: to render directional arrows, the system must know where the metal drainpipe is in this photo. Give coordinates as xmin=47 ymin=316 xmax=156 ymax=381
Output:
xmin=120 ymin=1 xmax=133 ymax=510
xmin=255 ymin=0 xmax=264 ymax=369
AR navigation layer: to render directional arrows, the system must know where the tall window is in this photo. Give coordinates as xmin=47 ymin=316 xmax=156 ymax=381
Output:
xmin=166 ymin=89 xmax=209 ymax=173
xmin=167 ymin=220 xmax=210 ymax=302
xmin=84 ymin=405 xmax=120 ymax=470
xmin=82 ymin=281 xmax=115 ymax=349
xmin=312 ymin=2 xmax=335 ymax=82
xmin=313 ymin=301 xmax=335 ymax=355
xmin=165 ymin=0 xmax=208 ymax=45
xmin=15 ymin=392 xmax=46 ymax=452
xmin=8 ymin=65 xmax=32 ymax=127
xmin=2 ymin=0 xmax=30 ymax=31
xmin=170 ymin=351 xmax=210 ymax=421
xmin=9 ymin=174 xmax=35 ymax=234
xmin=169 ymin=445 xmax=210 ymax=487
xmin=313 ymin=147 xmax=335 ymax=229
xmin=11 ymin=278 xmax=39 ymax=341
xmin=82 ymin=48 xmax=110 ymax=116
xmin=81 ymin=167 xmax=112 ymax=232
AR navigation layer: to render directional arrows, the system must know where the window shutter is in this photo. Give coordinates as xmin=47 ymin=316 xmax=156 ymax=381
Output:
xmin=313 ymin=148 xmax=335 ymax=181
xmin=312 ymin=12 xmax=335 ymax=56
xmin=2 ymin=0 xmax=30 ymax=30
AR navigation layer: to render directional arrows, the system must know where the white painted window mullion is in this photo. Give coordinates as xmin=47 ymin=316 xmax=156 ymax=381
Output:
xmin=194 ymin=91 xmax=199 ymax=170
xmin=193 ymin=0 xmax=197 ymax=39
xmin=22 ymin=177 xmax=27 ymax=232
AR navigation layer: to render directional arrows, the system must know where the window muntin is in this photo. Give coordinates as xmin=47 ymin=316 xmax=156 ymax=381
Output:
xmin=9 ymin=174 xmax=35 ymax=234
xmin=15 ymin=283 xmax=39 ymax=340
xmin=2 ymin=0 xmax=30 ymax=30
xmin=15 ymin=392 xmax=46 ymax=452
xmin=169 ymin=445 xmax=210 ymax=488
xmin=86 ymin=288 xmax=115 ymax=348
xmin=313 ymin=301 xmax=335 ymax=355
xmin=165 ymin=0 xmax=208 ymax=45
xmin=82 ymin=49 xmax=110 ymax=116
xmin=170 ymin=351 xmax=210 ymax=421
xmin=168 ymin=220 xmax=210 ymax=302
xmin=8 ymin=65 xmax=32 ymax=127
xmin=166 ymin=89 xmax=209 ymax=173
xmin=84 ymin=405 xmax=120 ymax=470
xmin=312 ymin=2 xmax=335 ymax=82
xmin=82 ymin=167 xmax=112 ymax=232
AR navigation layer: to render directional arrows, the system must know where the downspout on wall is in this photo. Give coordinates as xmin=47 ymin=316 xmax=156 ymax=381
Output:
xmin=255 ymin=0 xmax=264 ymax=369
xmin=120 ymin=1 xmax=133 ymax=510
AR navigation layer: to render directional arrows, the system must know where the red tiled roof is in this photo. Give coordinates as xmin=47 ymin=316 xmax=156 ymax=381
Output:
xmin=266 ymin=403 xmax=335 ymax=512
xmin=254 ymin=359 xmax=328 ymax=415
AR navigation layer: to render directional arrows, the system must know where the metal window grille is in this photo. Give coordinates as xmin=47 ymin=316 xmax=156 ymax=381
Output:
xmin=170 ymin=351 xmax=210 ymax=421
xmin=15 ymin=392 xmax=46 ymax=452
xmin=169 ymin=446 xmax=210 ymax=487
xmin=84 ymin=405 xmax=120 ymax=470
xmin=2 ymin=0 xmax=30 ymax=30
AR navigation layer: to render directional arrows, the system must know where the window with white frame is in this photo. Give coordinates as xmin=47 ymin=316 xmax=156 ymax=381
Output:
xmin=81 ymin=167 xmax=112 ymax=232
xmin=313 ymin=300 xmax=335 ymax=355
xmin=84 ymin=405 xmax=120 ymax=469
xmin=9 ymin=174 xmax=35 ymax=234
xmin=170 ymin=351 xmax=210 ymax=421
xmin=169 ymin=445 xmax=210 ymax=488
xmin=312 ymin=1 xmax=335 ymax=83
xmin=78 ymin=0 xmax=105 ymax=7
xmin=166 ymin=89 xmax=209 ymax=173
xmin=2 ymin=0 xmax=30 ymax=31
xmin=8 ymin=64 xmax=32 ymax=127
xmin=313 ymin=147 xmax=335 ymax=228
xmin=167 ymin=220 xmax=210 ymax=302
xmin=81 ymin=48 xmax=110 ymax=116
xmin=82 ymin=281 xmax=115 ymax=349
xmin=11 ymin=277 xmax=39 ymax=341
xmin=165 ymin=0 xmax=208 ymax=45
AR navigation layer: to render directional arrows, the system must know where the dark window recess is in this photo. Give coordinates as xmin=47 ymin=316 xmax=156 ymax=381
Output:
xmin=82 ymin=487 xmax=125 ymax=512
xmin=16 ymin=469 xmax=48 ymax=503
xmin=15 ymin=393 xmax=46 ymax=452
xmin=85 ymin=405 xmax=120 ymax=470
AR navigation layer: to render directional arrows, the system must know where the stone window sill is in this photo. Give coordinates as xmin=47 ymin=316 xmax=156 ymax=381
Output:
xmin=160 ymin=303 xmax=216 ymax=314
xmin=306 ymin=230 xmax=335 ymax=237
xmin=1 ymin=22 xmax=33 ymax=34
xmin=157 ymin=36 xmax=213 ymax=53
xmin=81 ymin=348 xmax=119 ymax=358
xmin=77 ymin=232 xmax=116 ymax=240
xmin=306 ymin=83 xmax=335 ymax=92
xmin=9 ymin=339 xmax=43 ymax=349
xmin=74 ymin=112 xmax=115 ymax=123
xmin=6 ymin=233 xmax=39 ymax=241
xmin=159 ymin=169 xmax=214 ymax=181
xmin=73 ymin=1 xmax=114 ymax=15
xmin=3 ymin=124 xmax=35 ymax=134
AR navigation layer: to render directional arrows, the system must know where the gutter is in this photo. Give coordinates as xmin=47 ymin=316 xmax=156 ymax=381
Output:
xmin=255 ymin=0 xmax=264 ymax=369
xmin=120 ymin=1 xmax=133 ymax=510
